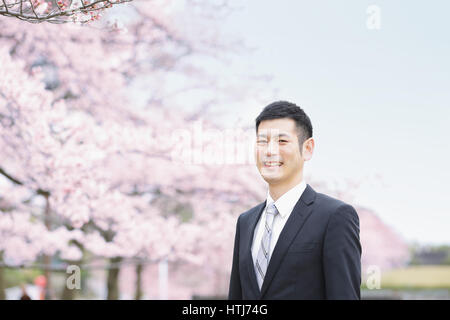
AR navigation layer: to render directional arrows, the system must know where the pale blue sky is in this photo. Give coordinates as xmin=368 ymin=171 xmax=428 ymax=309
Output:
xmin=123 ymin=1 xmax=449 ymax=245
xmin=216 ymin=0 xmax=450 ymax=245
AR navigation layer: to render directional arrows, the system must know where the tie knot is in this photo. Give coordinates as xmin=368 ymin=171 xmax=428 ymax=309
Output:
xmin=266 ymin=203 xmax=278 ymax=216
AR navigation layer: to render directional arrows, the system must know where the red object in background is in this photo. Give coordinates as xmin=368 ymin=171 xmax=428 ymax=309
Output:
xmin=34 ymin=275 xmax=47 ymax=288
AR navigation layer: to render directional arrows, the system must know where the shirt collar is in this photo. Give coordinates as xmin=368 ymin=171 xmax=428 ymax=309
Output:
xmin=266 ymin=180 xmax=307 ymax=218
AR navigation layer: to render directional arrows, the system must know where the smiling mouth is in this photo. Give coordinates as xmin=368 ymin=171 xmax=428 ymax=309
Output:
xmin=263 ymin=161 xmax=283 ymax=167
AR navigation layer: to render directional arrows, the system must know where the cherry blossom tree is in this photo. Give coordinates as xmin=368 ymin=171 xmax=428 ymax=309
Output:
xmin=1 ymin=0 xmax=273 ymax=300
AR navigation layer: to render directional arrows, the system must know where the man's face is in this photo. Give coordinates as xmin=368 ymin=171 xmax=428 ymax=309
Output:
xmin=255 ymin=118 xmax=304 ymax=186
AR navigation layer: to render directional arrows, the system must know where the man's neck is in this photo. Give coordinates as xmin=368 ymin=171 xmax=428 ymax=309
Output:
xmin=269 ymin=176 xmax=303 ymax=202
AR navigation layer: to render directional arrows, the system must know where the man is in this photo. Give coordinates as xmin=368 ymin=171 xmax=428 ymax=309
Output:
xmin=228 ymin=101 xmax=362 ymax=300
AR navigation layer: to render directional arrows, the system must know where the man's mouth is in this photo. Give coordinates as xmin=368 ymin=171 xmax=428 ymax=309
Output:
xmin=263 ymin=161 xmax=283 ymax=167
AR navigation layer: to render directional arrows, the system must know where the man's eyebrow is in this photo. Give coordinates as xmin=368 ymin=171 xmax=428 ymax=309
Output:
xmin=257 ymin=132 xmax=291 ymax=138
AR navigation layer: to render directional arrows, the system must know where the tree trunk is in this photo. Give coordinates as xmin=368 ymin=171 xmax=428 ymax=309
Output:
xmin=134 ymin=262 xmax=143 ymax=300
xmin=0 ymin=253 xmax=5 ymax=300
xmin=43 ymin=255 xmax=52 ymax=299
xmin=61 ymin=276 xmax=76 ymax=300
xmin=61 ymin=262 xmax=79 ymax=300
xmin=107 ymin=257 xmax=122 ymax=300
xmin=61 ymin=254 xmax=84 ymax=300
xmin=43 ymin=195 xmax=52 ymax=299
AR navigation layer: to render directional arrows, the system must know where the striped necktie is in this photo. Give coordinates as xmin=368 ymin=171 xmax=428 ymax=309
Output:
xmin=255 ymin=202 xmax=279 ymax=290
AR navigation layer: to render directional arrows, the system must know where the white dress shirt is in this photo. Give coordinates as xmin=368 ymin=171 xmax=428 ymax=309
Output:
xmin=252 ymin=180 xmax=307 ymax=265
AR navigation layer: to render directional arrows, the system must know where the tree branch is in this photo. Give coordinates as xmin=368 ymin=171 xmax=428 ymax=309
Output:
xmin=0 ymin=167 xmax=50 ymax=197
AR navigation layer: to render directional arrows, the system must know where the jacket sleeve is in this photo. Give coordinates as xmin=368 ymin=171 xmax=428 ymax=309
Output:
xmin=323 ymin=204 xmax=362 ymax=300
xmin=228 ymin=215 xmax=242 ymax=300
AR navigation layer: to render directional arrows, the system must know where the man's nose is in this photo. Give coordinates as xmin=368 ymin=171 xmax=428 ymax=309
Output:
xmin=266 ymin=140 xmax=279 ymax=156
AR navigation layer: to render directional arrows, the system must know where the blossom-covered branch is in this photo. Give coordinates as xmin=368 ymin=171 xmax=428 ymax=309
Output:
xmin=0 ymin=0 xmax=131 ymax=23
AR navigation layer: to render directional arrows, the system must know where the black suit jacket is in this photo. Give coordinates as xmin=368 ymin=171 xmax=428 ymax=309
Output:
xmin=228 ymin=184 xmax=362 ymax=300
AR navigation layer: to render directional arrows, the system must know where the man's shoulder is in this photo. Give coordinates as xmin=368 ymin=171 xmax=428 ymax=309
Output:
xmin=314 ymin=190 xmax=359 ymax=220
xmin=316 ymin=192 xmax=354 ymax=212
xmin=315 ymin=191 xmax=348 ymax=208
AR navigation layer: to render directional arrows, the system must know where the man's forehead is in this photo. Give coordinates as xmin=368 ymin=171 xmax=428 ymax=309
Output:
xmin=257 ymin=118 xmax=297 ymax=135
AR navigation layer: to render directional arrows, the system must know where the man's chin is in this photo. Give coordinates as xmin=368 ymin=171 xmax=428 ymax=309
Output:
xmin=261 ymin=172 xmax=283 ymax=184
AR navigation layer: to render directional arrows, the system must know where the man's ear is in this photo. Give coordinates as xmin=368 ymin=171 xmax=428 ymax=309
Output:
xmin=302 ymin=137 xmax=314 ymax=161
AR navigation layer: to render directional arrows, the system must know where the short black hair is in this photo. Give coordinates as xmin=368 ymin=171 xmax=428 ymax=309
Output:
xmin=255 ymin=101 xmax=313 ymax=148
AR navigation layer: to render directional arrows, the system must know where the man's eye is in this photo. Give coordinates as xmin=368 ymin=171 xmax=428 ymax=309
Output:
xmin=279 ymin=140 xmax=288 ymax=143
xmin=257 ymin=140 xmax=268 ymax=144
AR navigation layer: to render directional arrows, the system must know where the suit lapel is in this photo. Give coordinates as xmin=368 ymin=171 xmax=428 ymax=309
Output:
xmin=245 ymin=201 xmax=266 ymax=297
xmin=260 ymin=184 xmax=316 ymax=298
